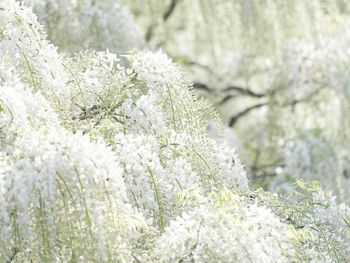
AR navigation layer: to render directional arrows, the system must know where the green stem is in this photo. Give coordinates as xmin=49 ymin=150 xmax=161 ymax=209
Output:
xmin=147 ymin=165 xmax=165 ymax=230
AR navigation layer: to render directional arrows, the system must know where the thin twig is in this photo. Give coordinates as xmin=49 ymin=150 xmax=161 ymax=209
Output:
xmin=7 ymin=247 xmax=18 ymax=263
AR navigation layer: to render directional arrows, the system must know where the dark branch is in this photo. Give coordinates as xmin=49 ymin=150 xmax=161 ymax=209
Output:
xmin=163 ymin=0 xmax=178 ymax=21
xmin=228 ymin=103 xmax=267 ymax=127
xmin=223 ymin=86 xmax=265 ymax=98
xmin=178 ymin=59 xmax=225 ymax=82
xmin=219 ymin=94 xmax=239 ymax=105
xmin=146 ymin=0 xmax=179 ymax=42
xmin=227 ymin=87 xmax=323 ymax=127
xmin=192 ymin=82 xmax=212 ymax=93
xmin=7 ymin=247 xmax=18 ymax=263
xmin=145 ymin=25 xmax=155 ymax=42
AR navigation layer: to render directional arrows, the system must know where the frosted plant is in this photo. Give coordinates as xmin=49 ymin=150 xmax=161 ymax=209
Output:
xmin=24 ymin=0 xmax=144 ymax=54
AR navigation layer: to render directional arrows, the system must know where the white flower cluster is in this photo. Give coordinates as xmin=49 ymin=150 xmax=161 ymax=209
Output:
xmin=123 ymin=93 xmax=167 ymax=134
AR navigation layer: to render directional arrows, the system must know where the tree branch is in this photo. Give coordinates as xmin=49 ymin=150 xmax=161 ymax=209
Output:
xmin=219 ymin=94 xmax=239 ymax=105
xmin=192 ymin=82 xmax=212 ymax=93
xmin=228 ymin=103 xmax=267 ymax=127
xmin=228 ymin=87 xmax=323 ymax=127
xmin=219 ymin=86 xmax=270 ymax=105
xmin=146 ymin=0 xmax=180 ymax=42
xmin=163 ymin=0 xmax=179 ymax=21
xmin=178 ymin=58 xmax=226 ymax=82
xmin=7 ymin=247 xmax=18 ymax=263
xmin=223 ymin=86 xmax=265 ymax=98
xmin=145 ymin=25 xmax=155 ymax=42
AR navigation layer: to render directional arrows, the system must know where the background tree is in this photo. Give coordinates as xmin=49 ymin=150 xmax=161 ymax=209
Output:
xmin=123 ymin=0 xmax=350 ymax=200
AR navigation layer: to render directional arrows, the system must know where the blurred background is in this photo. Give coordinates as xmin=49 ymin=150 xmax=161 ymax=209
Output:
xmin=27 ymin=0 xmax=350 ymax=201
